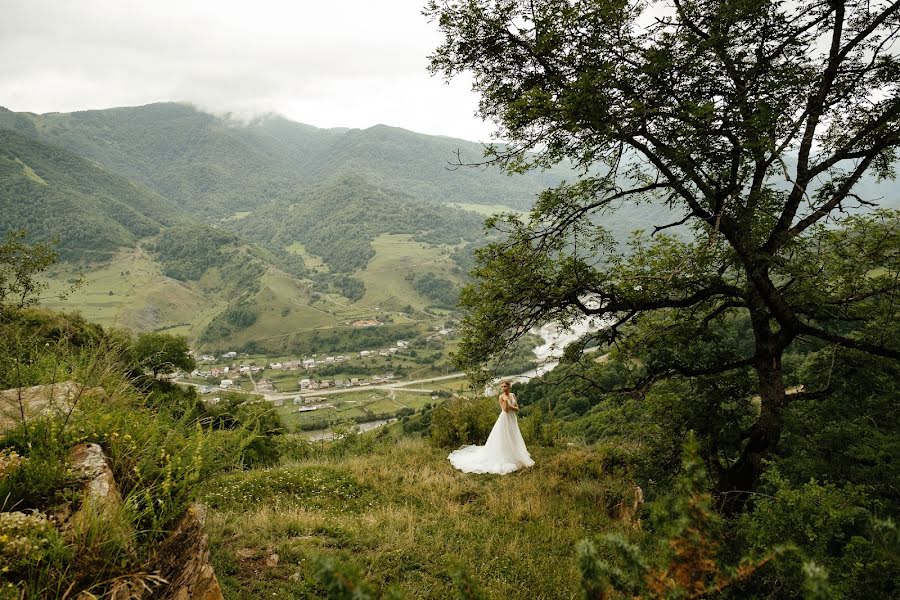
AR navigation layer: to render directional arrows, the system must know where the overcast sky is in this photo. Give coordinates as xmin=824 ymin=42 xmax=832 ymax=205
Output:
xmin=0 ymin=0 xmax=497 ymax=141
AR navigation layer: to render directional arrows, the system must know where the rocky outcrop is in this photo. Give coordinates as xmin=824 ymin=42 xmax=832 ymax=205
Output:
xmin=0 ymin=381 xmax=104 ymax=431
xmin=152 ymin=504 xmax=224 ymax=600
xmin=69 ymin=442 xmax=123 ymax=513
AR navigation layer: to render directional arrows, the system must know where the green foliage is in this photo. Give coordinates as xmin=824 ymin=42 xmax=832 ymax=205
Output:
xmin=733 ymin=471 xmax=899 ymax=599
xmin=578 ymin=434 xmax=786 ymax=599
xmin=231 ymin=174 xmax=484 ymax=273
xmin=520 ymin=403 xmax=561 ymax=447
xmin=433 ymin=0 xmax=900 ymax=505
xmin=429 ymin=396 xmax=497 ymax=448
xmin=149 ymin=225 xmax=237 ymax=281
xmin=334 ymin=274 xmax=366 ymax=302
xmin=0 ymin=230 xmax=61 ymax=316
xmin=132 ymin=331 xmax=195 ymax=377
xmin=0 ymin=308 xmax=252 ymax=597
xmin=201 ymin=394 xmax=284 ymax=467
xmin=0 ymin=511 xmax=70 ymax=588
xmin=405 ymin=272 xmax=459 ymax=309
xmin=0 ymin=129 xmax=188 ymax=260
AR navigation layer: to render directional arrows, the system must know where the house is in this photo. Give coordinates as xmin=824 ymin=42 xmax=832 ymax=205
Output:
xmin=325 ymin=356 xmax=335 ymax=364
xmin=396 ymin=340 xmax=409 ymax=348
xmin=257 ymin=379 xmax=274 ymax=392
xmin=384 ymin=372 xmax=395 ymax=380
xmin=302 ymin=359 xmax=316 ymax=369
xmin=250 ymin=366 xmax=263 ymax=373
xmin=336 ymin=355 xmax=346 ymax=362
xmin=220 ymin=379 xmax=234 ymax=389
xmin=297 ymin=406 xmax=318 ymax=412
xmin=293 ymin=396 xmax=304 ymax=405
xmin=299 ymin=378 xmax=311 ymax=389
xmin=320 ymin=380 xmax=332 ymax=389
xmin=239 ymin=365 xmax=250 ymax=373
xmin=334 ymin=379 xmax=348 ymax=388
xmin=272 ymin=397 xmax=284 ymax=407
xmin=269 ymin=362 xmax=284 ymax=370
xmin=350 ymin=378 xmax=360 ymax=386
xmin=360 ymin=351 xmax=372 ymax=358
xmin=222 ymin=351 xmax=238 ymax=359
xmin=210 ymin=368 xmax=223 ymax=377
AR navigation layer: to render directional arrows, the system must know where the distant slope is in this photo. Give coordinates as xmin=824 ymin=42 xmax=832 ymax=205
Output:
xmin=0 ymin=104 xmax=308 ymax=218
xmin=0 ymin=103 xmax=566 ymax=217
xmin=229 ymin=174 xmax=485 ymax=272
xmin=0 ymin=129 xmax=191 ymax=259
xmin=257 ymin=116 xmax=567 ymax=209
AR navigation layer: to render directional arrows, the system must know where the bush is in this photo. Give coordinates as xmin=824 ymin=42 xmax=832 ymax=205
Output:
xmin=731 ymin=470 xmax=900 ymax=599
xmin=429 ymin=396 xmax=497 ymax=448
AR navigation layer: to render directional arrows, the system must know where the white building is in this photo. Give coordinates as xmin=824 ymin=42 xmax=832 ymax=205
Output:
xmin=219 ymin=379 xmax=234 ymax=389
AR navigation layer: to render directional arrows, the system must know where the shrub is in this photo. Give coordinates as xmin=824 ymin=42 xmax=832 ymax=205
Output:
xmin=429 ymin=396 xmax=497 ymax=448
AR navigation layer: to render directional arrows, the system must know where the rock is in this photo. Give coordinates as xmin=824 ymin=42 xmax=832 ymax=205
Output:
xmin=69 ymin=443 xmax=123 ymax=511
xmin=265 ymin=553 xmax=280 ymax=567
xmin=0 ymin=381 xmax=104 ymax=431
xmin=152 ymin=504 xmax=224 ymax=600
xmin=66 ymin=443 xmax=133 ymax=552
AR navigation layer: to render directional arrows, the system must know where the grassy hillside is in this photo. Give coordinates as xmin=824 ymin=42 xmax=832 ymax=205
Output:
xmin=202 ymin=436 xmax=637 ymax=599
xmin=0 ymin=129 xmax=190 ymax=259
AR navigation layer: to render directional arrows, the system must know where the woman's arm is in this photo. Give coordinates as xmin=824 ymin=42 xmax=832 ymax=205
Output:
xmin=499 ymin=396 xmax=508 ymax=412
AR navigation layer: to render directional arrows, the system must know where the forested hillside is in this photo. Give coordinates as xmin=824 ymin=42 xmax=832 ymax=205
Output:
xmin=229 ymin=174 xmax=485 ymax=272
xmin=0 ymin=129 xmax=190 ymax=259
xmin=0 ymin=103 xmax=568 ymax=217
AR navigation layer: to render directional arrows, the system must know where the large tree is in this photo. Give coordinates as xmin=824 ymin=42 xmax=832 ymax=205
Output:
xmin=427 ymin=0 xmax=900 ymax=502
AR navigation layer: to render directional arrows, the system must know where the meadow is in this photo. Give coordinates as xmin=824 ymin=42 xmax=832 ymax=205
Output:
xmin=202 ymin=435 xmax=637 ymax=599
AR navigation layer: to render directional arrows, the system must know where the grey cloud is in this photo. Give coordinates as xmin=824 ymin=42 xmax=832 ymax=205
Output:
xmin=0 ymin=0 xmax=495 ymax=141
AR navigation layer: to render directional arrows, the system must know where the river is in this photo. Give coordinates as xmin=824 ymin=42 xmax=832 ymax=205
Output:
xmin=492 ymin=316 xmax=610 ymax=387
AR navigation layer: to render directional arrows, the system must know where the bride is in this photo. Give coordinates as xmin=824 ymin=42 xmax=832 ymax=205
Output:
xmin=448 ymin=381 xmax=535 ymax=474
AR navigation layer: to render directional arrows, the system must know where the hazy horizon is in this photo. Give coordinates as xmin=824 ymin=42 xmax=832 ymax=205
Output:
xmin=0 ymin=0 xmax=499 ymax=142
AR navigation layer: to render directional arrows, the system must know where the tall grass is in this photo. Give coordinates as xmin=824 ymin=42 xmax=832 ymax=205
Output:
xmin=0 ymin=314 xmax=254 ymax=598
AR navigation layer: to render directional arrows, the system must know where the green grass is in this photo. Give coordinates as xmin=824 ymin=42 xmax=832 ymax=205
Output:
xmin=203 ymin=437 xmax=636 ymax=599
xmin=37 ymin=231 xmax=466 ymax=356
xmin=354 ymin=234 xmax=463 ymax=312
xmin=285 ymin=241 xmax=329 ymax=272
xmin=39 ymin=248 xmax=226 ymax=336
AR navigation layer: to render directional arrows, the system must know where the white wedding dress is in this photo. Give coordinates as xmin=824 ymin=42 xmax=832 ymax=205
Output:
xmin=448 ymin=394 xmax=535 ymax=474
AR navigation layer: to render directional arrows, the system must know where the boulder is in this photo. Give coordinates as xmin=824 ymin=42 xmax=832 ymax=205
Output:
xmin=0 ymin=381 xmax=104 ymax=431
xmin=66 ymin=443 xmax=134 ymax=555
xmin=152 ymin=504 xmax=224 ymax=600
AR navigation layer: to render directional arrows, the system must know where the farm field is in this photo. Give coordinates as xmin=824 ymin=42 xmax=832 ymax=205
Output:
xmin=277 ymin=388 xmax=435 ymax=432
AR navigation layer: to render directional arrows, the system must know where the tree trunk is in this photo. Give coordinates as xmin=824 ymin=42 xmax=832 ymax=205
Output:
xmin=717 ymin=320 xmax=787 ymax=512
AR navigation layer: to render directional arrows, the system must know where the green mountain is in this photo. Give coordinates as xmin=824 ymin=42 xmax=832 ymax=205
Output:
xmin=0 ymin=103 xmax=565 ymax=218
xmin=230 ymin=174 xmax=485 ymax=272
xmin=0 ymin=129 xmax=191 ymax=260
xmin=0 ymin=104 xmax=310 ymax=218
